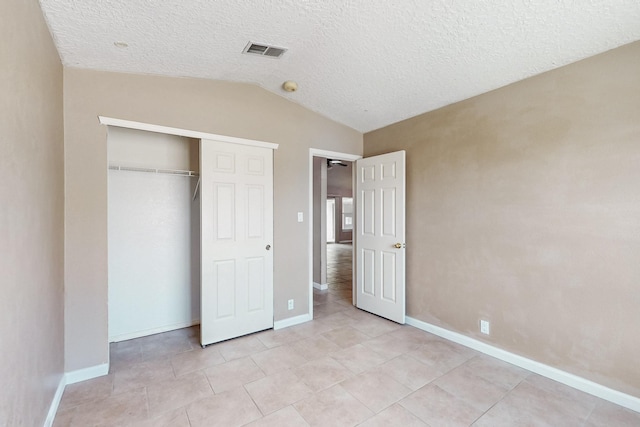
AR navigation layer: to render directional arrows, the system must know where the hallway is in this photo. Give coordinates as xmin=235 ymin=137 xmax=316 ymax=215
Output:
xmin=313 ymin=243 xmax=353 ymax=317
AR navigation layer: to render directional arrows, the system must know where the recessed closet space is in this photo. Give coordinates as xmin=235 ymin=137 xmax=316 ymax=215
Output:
xmin=107 ymin=126 xmax=200 ymax=342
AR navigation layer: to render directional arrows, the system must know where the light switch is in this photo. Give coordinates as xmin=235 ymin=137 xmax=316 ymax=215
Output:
xmin=297 ymin=212 xmax=303 ymax=222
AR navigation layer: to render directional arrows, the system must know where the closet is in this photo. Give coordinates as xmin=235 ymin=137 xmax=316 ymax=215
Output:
xmin=107 ymin=127 xmax=200 ymax=342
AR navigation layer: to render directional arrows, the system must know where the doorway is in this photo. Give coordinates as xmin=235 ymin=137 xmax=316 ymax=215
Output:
xmin=309 ymin=149 xmax=361 ymax=319
xmin=107 ymin=127 xmax=200 ymax=342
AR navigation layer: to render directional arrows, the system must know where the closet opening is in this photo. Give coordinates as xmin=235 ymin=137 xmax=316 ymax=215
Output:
xmin=107 ymin=126 xmax=201 ymax=342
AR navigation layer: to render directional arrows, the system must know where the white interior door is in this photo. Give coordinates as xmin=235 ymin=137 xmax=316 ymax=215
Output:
xmin=200 ymin=139 xmax=274 ymax=346
xmin=355 ymin=151 xmax=406 ymax=324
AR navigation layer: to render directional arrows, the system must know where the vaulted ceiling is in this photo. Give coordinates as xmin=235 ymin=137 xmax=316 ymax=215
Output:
xmin=40 ymin=0 xmax=640 ymax=132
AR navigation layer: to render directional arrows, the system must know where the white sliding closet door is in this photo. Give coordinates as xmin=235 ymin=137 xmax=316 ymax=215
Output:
xmin=200 ymin=139 xmax=274 ymax=346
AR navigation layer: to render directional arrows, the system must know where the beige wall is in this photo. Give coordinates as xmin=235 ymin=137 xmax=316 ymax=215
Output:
xmin=313 ymin=157 xmax=328 ymax=284
xmin=108 ymin=126 xmax=199 ymax=172
xmin=0 ymin=0 xmax=65 ymax=425
xmin=63 ymin=69 xmax=362 ymax=371
xmin=364 ymin=41 xmax=640 ymax=398
xmin=327 ymin=161 xmax=353 ymax=198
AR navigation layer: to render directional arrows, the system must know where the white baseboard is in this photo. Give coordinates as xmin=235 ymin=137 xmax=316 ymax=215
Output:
xmin=313 ymin=282 xmax=328 ymax=291
xmin=43 ymin=375 xmax=66 ymax=427
xmin=65 ymin=363 xmax=110 ymax=385
xmin=274 ymin=313 xmax=312 ymax=330
xmin=406 ymin=316 xmax=640 ymax=414
xmin=109 ymin=319 xmax=200 ymax=342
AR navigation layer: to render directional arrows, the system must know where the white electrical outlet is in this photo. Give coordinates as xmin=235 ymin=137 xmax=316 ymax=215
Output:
xmin=480 ymin=319 xmax=490 ymax=335
xmin=288 ymin=299 xmax=294 ymax=310
xmin=297 ymin=212 xmax=303 ymax=222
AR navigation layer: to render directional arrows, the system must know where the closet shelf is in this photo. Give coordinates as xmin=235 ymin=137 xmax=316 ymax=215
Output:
xmin=109 ymin=164 xmax=199 ymax=177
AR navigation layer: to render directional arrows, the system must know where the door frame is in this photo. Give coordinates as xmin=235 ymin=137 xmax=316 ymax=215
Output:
xmin=308 ymin=149 xmax=361 ymax=319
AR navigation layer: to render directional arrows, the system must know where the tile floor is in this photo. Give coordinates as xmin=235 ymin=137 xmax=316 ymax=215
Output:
xmin=54 ymin=243 xmax=640 ymax=426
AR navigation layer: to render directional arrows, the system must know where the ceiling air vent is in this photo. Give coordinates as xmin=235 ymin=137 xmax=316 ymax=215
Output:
xmin=243 ymin=42 xmax=287 ymax=59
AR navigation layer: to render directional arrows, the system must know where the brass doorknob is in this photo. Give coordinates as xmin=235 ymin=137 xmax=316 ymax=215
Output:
xmin=394 ymin=243 xmax=403 ymax=249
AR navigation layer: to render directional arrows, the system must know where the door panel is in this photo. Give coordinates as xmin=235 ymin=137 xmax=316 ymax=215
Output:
xmin=355 ymin=151 xmax=406 ymax=324
xmin=201 ymin=139 xmax=273 ymax=346
xmin=362 ymin=190 xmax=376 ymax=235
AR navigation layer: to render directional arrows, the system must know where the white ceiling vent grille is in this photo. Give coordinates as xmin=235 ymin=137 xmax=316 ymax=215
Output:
xmin=243 ymin=42 xmax=287 ymax=59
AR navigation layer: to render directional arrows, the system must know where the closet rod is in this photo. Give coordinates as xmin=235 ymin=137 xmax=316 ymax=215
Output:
xmin=108 ymin=164 xmax=199 ymax=177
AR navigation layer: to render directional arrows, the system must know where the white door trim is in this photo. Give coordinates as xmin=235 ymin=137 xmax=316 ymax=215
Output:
xmin=98 ymin=116 xmax=279 ymax=150
xmin=308 ymin=149 xmax=361 ymax=320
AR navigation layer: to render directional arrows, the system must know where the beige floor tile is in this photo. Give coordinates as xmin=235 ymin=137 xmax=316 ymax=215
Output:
xmin=288 ymin=319 xmax=337 ymax=338
xmin=215 ymin=334 xmax=268 ymax=361
xmin=292 ymin=335 xmax=341 ymax=360
xmin=358 ymin=403 xmax=428 ymax=427
xmin=128 ymin=407 xmax=190 ymax=427
xmin=525 ymin=374 xmax=600 ymax=412
xmin=58 ymin=374 xmax=114 ymax=410
xmin=463 ymin=354 xmax=530 ymax=390
xmin=378 ymin=354 xmax=443 ymax=391
xmin=334 ymin=298 xmax=355 ymax=307
xmin=53 ymin=247 xmax=638 ymax=427
xmin=140 ymin=334 xmax=194 ymax=360
xmin=204 ymin=356 xmax=265 ymax=394
xmin=399 ymin=384 xmax=485 ymax=427
xmin=331 ymin=343 xmax=389 ymax=374
xmin=243 ymin=405 xmax=310 ymax=427
xmin=361 ymin=332 xmax=424 ymax=359
xmin=162 ymin=325 xmax=199 ymax=339
xmin=329 ymin=289 xmax=353 ymax=300
xmin=408 ymin=340 xmax=477 ymax=373
xmin=109 ymin=344 xmax=143 ymax=373
xmin=350 ymin=314 xmax=401 ymax=337
xmin=314 ymin=302 xmax=349 ymax=318
xmin=251 ymin=344 xmax=308 ymax=375
xmin=326 ymin=289 xmax=353 ymax=301
xmin=322 ymin=325 xmax=372 ymax=348
xmin=294 ymin=384 xmax=374 ymax=426
xmin=186 ymin=387 xmax=262 ymax=427
xmin=477 ymin=378 xmax=593 ymax=427
xmin=471 ymin=400 xmax=556 ymax=427
xmin=341 ymin=370 xmax=412 ymax=413
xmin=293 ymin=357 xmax=354 ymax=391
xmin=66 ymin=387 xmax=149 ymax=426
xmin=338 ymin=306 xmax=377 ymax=321
xmin=432 ymin=364 xmax=510 ymax=411
xmin=390 ymin=326 xmax=444 ymax=347
xmin=315 ymin=311 xmax=356 ymax=329
xmin=324 ymin=282 xmax=349 ymax=290
xmin=313 ymin=291 xmax=331 ymax=305
xmin=110 ymin=338 xmax=143 ymax=351
xmin=244 ymin=369 xmax=313 ymax=415
xmin=146 ymin=370 xmax=214 ymax=416
xmin=585 ymin=400 xmax=640 ymax=427
xmin=256 ymin=328 xmax=306 ymax=348
xmin=112 ymin=358 xmax=175 ymax=394
xmin=52 ymin=407 xmax=76 ymax=427
xmin=170 ymin=346 xmax=225 ymax=377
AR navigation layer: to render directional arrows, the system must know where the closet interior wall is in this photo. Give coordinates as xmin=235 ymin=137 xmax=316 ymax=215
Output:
xmin=107 ymin=126 xmax=200 ymax=342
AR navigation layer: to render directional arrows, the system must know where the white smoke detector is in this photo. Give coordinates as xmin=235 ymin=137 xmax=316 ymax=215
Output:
xmin=282 ymin=81 xmax=298 ymax=92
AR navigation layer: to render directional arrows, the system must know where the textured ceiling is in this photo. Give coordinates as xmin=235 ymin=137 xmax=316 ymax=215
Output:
xmin=40 ymin=0 xmax=640 ymax=132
